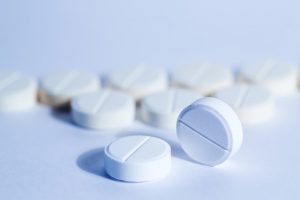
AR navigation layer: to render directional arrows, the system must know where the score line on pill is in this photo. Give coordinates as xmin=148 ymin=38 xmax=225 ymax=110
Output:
xmin=140 ymin=89 xmax=201 ymax=129
xmin=172 ymin=64 xmax=233 ymax=95
xmin=39 ymin=69 xmax=100 ymax=107
xmin=239 ymin=60 xmax=299 ymax=96
xmin=104 ymin=135 xmax=171 ymax=182
xmin=177 ymin=97 xmax=243 ymax=166
xmin=214 ymin=84 xmax=274 ymax=123
xmin=108 ymin=66 xmax=168 ymax=99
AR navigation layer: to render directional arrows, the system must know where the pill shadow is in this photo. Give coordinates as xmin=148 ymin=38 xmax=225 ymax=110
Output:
xmin=76 ymin=147 xmax=111 ymax=180
xmin=50 ymin=106 xmax=73 ymax=124
xmin=50 ymin=106 xmax=92 ymax=130
xmin=77 ymin=147 xmax=166 ymax=183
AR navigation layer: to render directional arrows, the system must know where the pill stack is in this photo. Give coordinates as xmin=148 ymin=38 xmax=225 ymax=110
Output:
xmin=0 ymin=60 xmax=299 ymax=182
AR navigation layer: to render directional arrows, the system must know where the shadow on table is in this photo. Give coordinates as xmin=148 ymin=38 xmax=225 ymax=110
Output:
xmin=50 ymin=105 xmax=73 ymax=125
xmin=50 ymin=106 xmax=93 ymax=131
xmin=76 ymin=147 xmax=112 ymax=180
xmin=76 ymin=130 xmax=197 ymax=182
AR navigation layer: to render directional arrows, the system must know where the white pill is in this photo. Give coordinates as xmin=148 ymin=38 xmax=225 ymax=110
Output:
xmin=107 ymin=66 xmax=168 ymax=99
xmin=39 ymin=69 xmax=100 ymax=107
xmin=71 ymin=89 xmax=135 ymax=130
xmin=104 ymin=135 xmax=171 ymax=182
xmin=172 ymin=64 xmax=233 ymax=95
xmin=177 ymin=97 xmax=243 ymax=166
xmin=140 ymin=89 xmax=201 ymax=129
xmin=239 ymin=60 xmax=299 ymax=96
xmin=0 ymin=72 xmax=37 ymax=112
xmin=214 ymin=84 xmax=274 ymax=123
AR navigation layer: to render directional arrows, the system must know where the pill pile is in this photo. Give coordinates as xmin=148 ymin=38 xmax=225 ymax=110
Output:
xmin=1 ymin=60 xmax=299 ymax=182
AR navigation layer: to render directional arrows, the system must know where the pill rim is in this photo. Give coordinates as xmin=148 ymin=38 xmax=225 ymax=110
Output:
xmin=176 ymin=98 xmax=242 ymax=165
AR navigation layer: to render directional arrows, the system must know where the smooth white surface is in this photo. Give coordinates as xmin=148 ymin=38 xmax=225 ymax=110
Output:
xmin=0 ymin=92 xmax=300 ymax=200
xmin=0 ymin=72 xmax=37 ymax=111
xmin=239 ymin=60 xmax=299 ymax=96
xmin=39 ymin=69 xmax=100 ymax=106
xmin=108 ymin=66 xmax=168 ymax=99
xmin=140 ymin=89 xmax=201 ymax=129
xmin=104 ymin=135 xmax=171 ymax=182
xmin=214 ymin=84 xmax=274 ymax=123
xmin=172 ymin=64 xmax=233 ymax=95
xmin=71 ymin=90 xmax=135 ymax=130
xmin=1 ymin=0 xmax=300 ymax=199
xmin=177 ymin=97 xmax=243 ymax=166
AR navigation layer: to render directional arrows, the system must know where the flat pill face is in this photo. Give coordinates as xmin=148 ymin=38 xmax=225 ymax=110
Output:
xmin=0 ymin=72 xmax=37 ymax=111
xmin=214 ymin=84 xmax=274 ymax=123
xmin=140 ymin=89 xmax=201 ymax=129
xmin=177 ymin=97 xmax=243 ymax=166
xmin=71 ymin=90 xmax=135 ymax=129
xmin=240 ymin=60 xmax=299 ymax=95
xmin=108 ymin=66 xmax=168 ymax=99
xmin=39 ymin=69 xmax=100 ymax=106
xmin=107 ymin=136 xmax=170 ymax=162
xmin=104 ymin=135 xmax=171 ymax=182
xmin=172 ymin=64 xmax=233 ymax=95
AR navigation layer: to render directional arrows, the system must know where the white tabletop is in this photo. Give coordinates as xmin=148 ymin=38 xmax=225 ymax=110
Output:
xmin=1 ymin=0 xmax=300 ymax=199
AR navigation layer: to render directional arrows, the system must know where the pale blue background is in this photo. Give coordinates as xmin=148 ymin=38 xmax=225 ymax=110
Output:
xmin=1 ymin=0 xmax=300 ymax=199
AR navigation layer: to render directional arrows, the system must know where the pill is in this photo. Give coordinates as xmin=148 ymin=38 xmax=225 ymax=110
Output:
xmin=214 ymin=84 xmax=274 ymax=123
xmin=177 ymin=97 xmax=243 ymax=166
xmin=0 ymin=72 xmax=37 ymax=112
xmin=71 ymin=89 xmax=135 ymax=130
xmin=107 ymin=66 xmax=168 ymax=99
xmin=104 ymin=135 xmax=171 ymax=182
xmin=172 ymin=64 xmax=233 ymax=95
xmin=239 ymin=60 xmax=299 ymax=96
xmin=140 ymin=89 xmax=201 ymax=129
xmin=39 ymin=69 xmax=100 ymax=107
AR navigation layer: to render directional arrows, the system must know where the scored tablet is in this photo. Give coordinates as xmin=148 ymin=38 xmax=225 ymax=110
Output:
xmin=214 ymin=84 xmax=274 ymax=123
xmin=172 ymin=64 xmax=233 ymax=95
xmin=104 ymin=135 xmax=171 ymax=182
xmin=39 ymin=69 xmax=100 ymax=107
xmin=140 ymin=89 xmax=201 ymax=129
xmin=107 ymin=66 xmax=168 ymax=99
xmin=239 ymin=60 xmax=299 ymax=96
xmin=71 ymin=89 xmax=135 ymax=130
xmin=177 ymin=97 xmax=243 ymax=166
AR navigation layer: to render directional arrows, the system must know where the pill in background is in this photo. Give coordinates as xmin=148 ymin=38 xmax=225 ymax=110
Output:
xmin=104 ymin=135 xmax=171 ymax=182
xmin=172 ymin=64 xmax=233 ymax=96
xmin=0 ymin=71 xmax=37 ymax=112
xmin=238 ymin=60 xmax=299 ymax=96
xmin=177 ymin=97 xmax=243 ymax=167
xmin=214 ymin=84 xmax=274 ymax=124
xmin=107 ymin=66 xmax=168 ymax=100
xmin=71 ymin=89 xmax=135 ymax=130
xmin=39 ymin=69 xmax=100 ymax=107
xmin=139 ymin=88 xmax=202 ymax=130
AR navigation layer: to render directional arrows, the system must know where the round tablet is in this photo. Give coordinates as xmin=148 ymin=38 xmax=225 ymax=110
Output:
xmin=239 ymin=60 xmax=299 ymax=96
xmin=214 ymin=84 xmax=274 ymax=123
xmin=104 ymin=135 xmax=171 ymax=182
xmin=0 ymin=72 xmax=37 ymax=112
xmin=71 ymin=89 xmax=135 ymax=130
xmin=39 ymin=69 xmax=100 ymax=107
xmin=172 ymin=64 xmax=233 ymax=95
xmin=107 ymin=66 xmax=168 ymax=99
xmin=140 ymin=89 xmax=201 ymax=129
xmin=177 ymin=97 xmax=243 ymax=166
